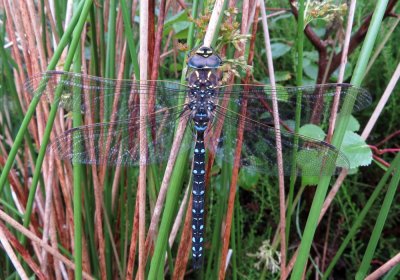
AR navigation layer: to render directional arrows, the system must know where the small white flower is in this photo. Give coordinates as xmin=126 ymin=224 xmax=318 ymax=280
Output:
xmin=247 ymin=240 xmax=281 ymax=274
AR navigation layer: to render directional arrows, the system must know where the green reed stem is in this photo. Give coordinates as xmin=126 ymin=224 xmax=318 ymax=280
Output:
xmin=40 ymin=0 xmax=48 ymax=58
xmin=290 ymin=0 xmax=390 ymax=278
xmin=72 ymin=40 xmax=84 ymax=280
xmin=104 ymin=1 xmax=117 ymax=277
xmin=286 ymin=0 xmax=305 ymax=251
xmin=89 ymin=5 xmax=100 ymax=75
xmin=121 ymin=0 xmax=140 ymax=78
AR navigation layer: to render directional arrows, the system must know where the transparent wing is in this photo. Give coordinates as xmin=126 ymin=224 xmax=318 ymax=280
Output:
xmin=207 ymin=118 xmax=349 ymax=177
xmin=25 ymin=71 xmax=189 ymax=123
xmin=49 ymin=110 xmax=193 ymax=166
xmin=26 ymin=72 xmax=371 ymax=126
xmin=202 ymin=83 xmax=371 ymax=176
xmin=25 ymin=71 xmax=192 ymax=165
xmin=217 ymin=83 xmax=371 ymax=128
xmin=206 ymin=105 xmax=349 ymax=177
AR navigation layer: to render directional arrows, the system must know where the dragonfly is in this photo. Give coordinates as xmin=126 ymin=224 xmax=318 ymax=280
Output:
xmin=27 ymin=46 xmax=371 ymax=269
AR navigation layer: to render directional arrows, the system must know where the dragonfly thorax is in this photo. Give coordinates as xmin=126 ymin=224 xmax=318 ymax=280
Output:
xmin=187 ymin=69 xmax=219 ymax=130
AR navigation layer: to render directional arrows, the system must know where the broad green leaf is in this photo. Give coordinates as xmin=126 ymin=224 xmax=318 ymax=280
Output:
xmin=239 ymin=165 xmax=260 ymax=190
xmin=271 ymin=13 xmax=292 ymax=24
xmin=331 ymin=62 xmax=353 ymax=82
xmin=341 ymin=131 xmax=372 ymax=169
xmin=274 ymin=71 xmax=292 ymax=82
xmin=302 ymin=57 xmax=312 ymax=67
xmin=172 ymin=22 xmax=189 ymax=39
xmin=259 ymin=111 xmax=272 ymax=120
xmin=296 ymin=150 xmax=327 ymax=186
xmin=163 ymin=10 xmax=188 ymax=36
xmin=301 ymin=174 xmax=320 ymax=186
xmin=271 ymin=43 xmax=291 ymax=59
xmin=168 ymin=63 xmax=183 ymax=72
xmin=303 ymin=51 xmax=319 ymax=62
xmin=346 ymin=115 xmax=360 ymax=132
xmin=313 ymin=27 xmax=326 ymax=37
xmin=303 ymin=63 xmax=318 ymax=80
xmin=299 ymin=124 xmax=326 ymax=141
xmin=296 ymin=150 xmax=325 ymax=171
xmin=261 ymin=71 xmax=292 ymax=83
xmin=263 ymin=84 xmax=289 ymax=102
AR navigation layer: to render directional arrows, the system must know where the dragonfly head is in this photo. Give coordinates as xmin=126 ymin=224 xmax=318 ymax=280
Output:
xmin=187 ymin=46 xmax=222 ymax=70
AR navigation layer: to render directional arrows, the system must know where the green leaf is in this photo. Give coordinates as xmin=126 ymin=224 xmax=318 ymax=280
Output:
xmin=238 ymin=165 xmax=260 ymax=190
xmin=296 ymin=150 xmax=325 ymax=186
xmin=303 ymin=63 xmax=318 ymax=80
xmin=263 ymin=84 xmax=289 ymax=102
xmin=172 ymin=22 xmax=189 ymax=39
xmin=303 ymin=51 xmax=319 ymax=62
xmin=259 ymin=111 xmax=272 ymax=120
xmin=341 ymin=131 xmax=372 ymax=169
xmin=274 ymin=71 xmax=292 ymax=82
xmin=271 ymin=13 xmax=292 ymax=24
xmin=344 ymin=115 xmax=360 ymax=132
xmin=261 ymin=71 xmax=292 ymax=83
xmin=299 ymin=124 xmax=326 ymax=141
xmin=282 ymin=120 xmax=296 ymax=131
xmin=163 ymin=10 xmax=188 ymax=36
xmin=168 ymin=63 xmax=183 ymax=72
xmin=331 ymin=62 xmax=353 ymax=82
xmin=270 ymin=43 xmax=291 ymax=59
xmin=301 ymin=175 xmax=320 ymax=186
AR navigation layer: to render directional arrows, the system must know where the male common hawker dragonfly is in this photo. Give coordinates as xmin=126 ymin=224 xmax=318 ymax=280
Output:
xmin=27 ymin=46 xmax=371 ymax=268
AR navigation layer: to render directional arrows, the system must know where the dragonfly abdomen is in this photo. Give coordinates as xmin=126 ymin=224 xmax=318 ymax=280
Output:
xmin=192 ymin=132 xmax=206 ymax=268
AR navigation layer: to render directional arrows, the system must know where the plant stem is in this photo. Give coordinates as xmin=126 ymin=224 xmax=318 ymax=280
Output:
xmin=72 ymin=38 xmax=83 ymax=280
xmin=286 ymin=0 xmax=304 ymax=263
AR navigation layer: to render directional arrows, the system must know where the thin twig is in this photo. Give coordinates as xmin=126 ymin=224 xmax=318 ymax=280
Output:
xmin=203 ymin=0 xmax=225 ymax=47
xmin=172 ymin=193 xmax=193 ymax=279
xmin=127 ymin=198 xmax=140 ymax=279
xmin=260 ymin=0 xmax=286 ymax=278
xmin=362 ymin=61 xmax=400 ymax=139
xmin=169 ymin=184 xmax=190 ymax=247
xmin=40 ymin=150 xmax=55 ymax=274
xmin=326 ymin=0 xmax=356 ymax=142
xmin=138 ymin=0 xmax=149 ymax=277
xmin=0 ymin=224 xmax=29 ymax=280
xmin=363 ymin=17 xmax=400 ymax=78
xmin=365 ymin=252 xmax=400 ymax=280
xmin=376 ymin=130 xmax=400 ymax=147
